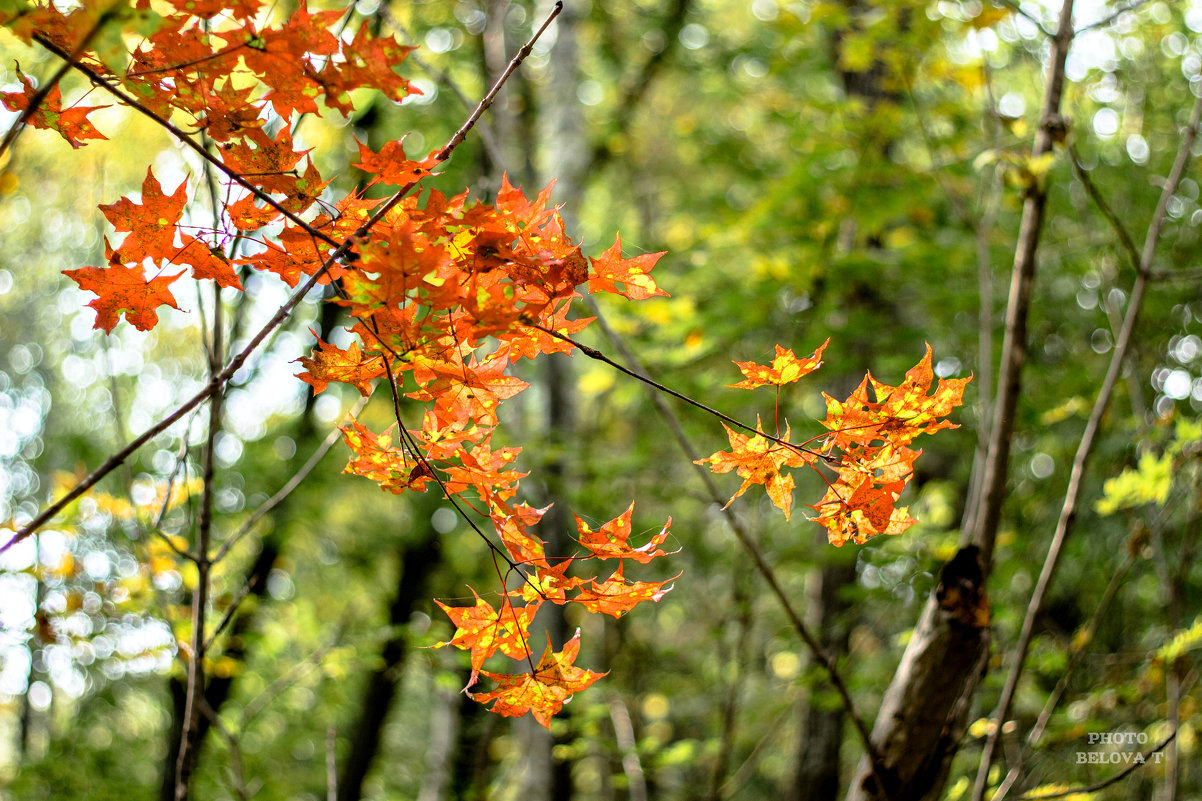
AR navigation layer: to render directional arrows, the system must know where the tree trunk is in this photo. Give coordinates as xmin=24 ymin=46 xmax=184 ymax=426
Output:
xmin=336 ymin=522 xmax=441 ymax=801
xmin=790 ymin=552 xmax=857 ymax=801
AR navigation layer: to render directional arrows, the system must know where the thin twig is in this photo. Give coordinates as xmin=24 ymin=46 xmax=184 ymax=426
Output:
xmin=175 ymin=282 xmax=226 ymax=801
xmin=212 ymin=396 xmax=367 ymax=565
xmin=1010 ymin=731 xmax=1176 ymax=800
xmin=198 ymin=697 xmax=253 ymax=801
xmin=326 ymin=724 xmax=338 ymax=801
xmin=608 ymin=695 xmax=648 ymax=801
xmin=528 ymin=323 xmax=828 ymax=461
xmin=588 ymin=0 xmax=693 ymax=172
xmin=991 ymin=538 xmax=1138 ymax=800
xmin=994 ymin=0 xmax=1055 ymax=37
xmin=1068 ymin=144 xmax=1142 ymax=270
xmin=1077 ymin=0 xmax=1154 ymax=33
xmin=377 ymin=6 xmax=507 ymax=171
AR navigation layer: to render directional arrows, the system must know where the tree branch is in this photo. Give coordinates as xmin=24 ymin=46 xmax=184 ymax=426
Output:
xmin=1011 ymin=731 xmax=1176 ymax=800
xmin=34 ymin=35 xmax=342 ymax=250
xmin=3 ymin=1 xmax=561 ymax=554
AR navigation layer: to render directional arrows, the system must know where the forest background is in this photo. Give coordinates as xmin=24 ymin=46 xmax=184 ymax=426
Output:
xmin=1 ymin=0 xmax=1202 ymax=799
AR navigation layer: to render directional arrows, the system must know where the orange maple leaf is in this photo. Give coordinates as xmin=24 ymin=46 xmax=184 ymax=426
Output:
xmin=696 ymin=422 xmax=810 ymax=520
xmin=176 ymin=237 xmax=242 ymax=289
xmin=729 ymin=339 xmax=829 ymax=389
xmin=471 ymin=630 xmax=606 ymax=728
xmin=571 ymin=562 xmax=679 ymax=619
xmin=510 ymin=559 xmax=588 ymax=604
xmin=576 ymin=503 xmax=674 ymax=563
xmin=352 ymin=138 xmax=436 ymax=186
xmin=64 ymin=248 xmax=183 ymax=333
xmin=491 ymin=501 xmax=551 ymax=570
xmin=98 ymin=167 xmax=188 ymax=264
xmin=433 ymin=589 xmax=541 ymax=687
xmin=340 ymin=420 xmax=433 ymax=494
xmin=587 ymin=234 xmax=668 ymax=300
xmin=297 ymin=337 xmax=386 ymax=397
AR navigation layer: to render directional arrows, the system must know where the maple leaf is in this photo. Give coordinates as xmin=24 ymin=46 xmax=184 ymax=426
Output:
xmin=64 ymin=247 xmax=183 ymax=333
xmin=587 ymin=234 xmax=668 ymax=300
xmin=176 ymin=236 xmax=242 ymax=289
xmin=218 ymin=127 xmax=308 ymax=195
xmin=730 ymin=339 xmax=829 ymax=389
xmin=321 ymin=22 xmax=418 ymax=112
xmin=576 ymin=503 xmax=674 ymax=563
xmin=823 ymin=345 xmax=971 ymax=449
xmin=296 ymin=336 xmax=386 ymax=396
xmin=868 ymin=344 xmax=972 ymax=444
xmin=511 ymin=559 xmax=588 ymax=604
xmin=810 ymin=444 xmax=920 ymax=545
xmin=341 ymin=421 xmax=432 ymax=494
xmin=571 ymin=562 xmax=679 ymax=619
xmin=1 ymin=66 xmax=107 ymax=148
xmin=241 ymin=223 xmax=341 ymax=287
xmin=98 ymin=167 xmax=188 ymax=264
xmin=696 ymin=421 xmax=811 ymax=520
xmin=492 ymin=501 xmax=551 ymax=569
xmin=352 ymin=138 xmax=436 ymax=186
xmin=433 ymin=589 xmax=541 ymax=687
xmin=471 ymin=630 xmax=606 ymax=728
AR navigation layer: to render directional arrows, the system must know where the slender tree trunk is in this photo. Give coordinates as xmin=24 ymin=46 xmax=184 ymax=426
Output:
xmin=790 ymin=551 xmax=857 ymax=801
xmin=336 ymin=521 xmax=441 ymax=801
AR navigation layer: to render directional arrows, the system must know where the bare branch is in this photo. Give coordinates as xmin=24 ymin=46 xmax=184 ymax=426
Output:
xmin=1011 ymin=731 xmax=1176 ymax=800
xmin=994 ymin=0 xmax=1055 ymax=37
xmin=1077 ymin=0 xmax=1154 ymax=33
xmin=1069 ymin=144 xmax=1142 ymax=271
xmin=212 ymin=397 xmax=367 ymax=565
xmin=528 ymin=323 xmax=827 ymax=461
xmin=175 ymin=283 xmax=226 ymax=801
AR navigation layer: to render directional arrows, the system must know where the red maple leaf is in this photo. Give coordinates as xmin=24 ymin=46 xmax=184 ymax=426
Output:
xmin=587 ymin=234 xmax=668 ymax=300
xmin=1 ymin=66 xmax=107 ymax=149
xmin=64 ymin=246 xmax=183 ymax=333
xmin=98 ymin=167 xmax=188 ymax=264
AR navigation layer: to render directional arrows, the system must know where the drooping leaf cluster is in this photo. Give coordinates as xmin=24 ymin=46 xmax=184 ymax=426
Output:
xmin=699 ymin=341 xmax=970 ymax=545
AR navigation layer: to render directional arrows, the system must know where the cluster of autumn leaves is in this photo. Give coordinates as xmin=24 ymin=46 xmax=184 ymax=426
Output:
xmin=3 ymin=0 xmax=968 ymax=726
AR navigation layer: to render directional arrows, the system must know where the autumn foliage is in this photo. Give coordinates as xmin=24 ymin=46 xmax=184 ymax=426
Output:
xmin=1 ymin=0 xmax=965 ymax=728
